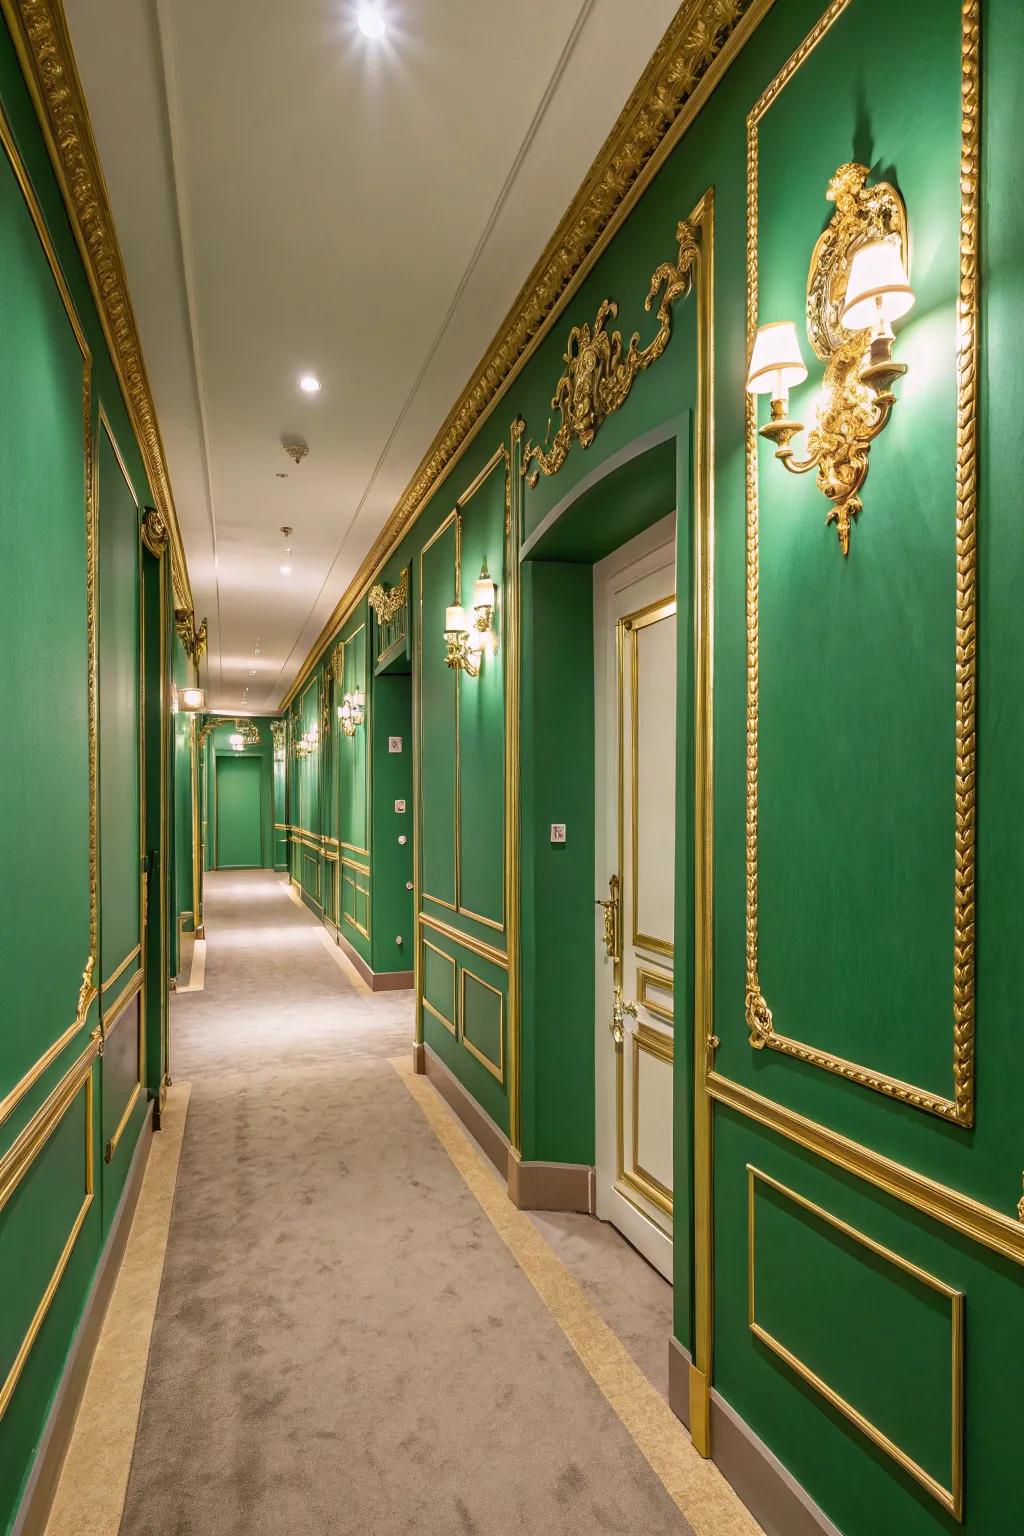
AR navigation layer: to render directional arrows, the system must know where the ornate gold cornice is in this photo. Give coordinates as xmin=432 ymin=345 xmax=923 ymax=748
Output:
xmin=1 ymin=0 xmax=194 ymax=613
xmin=281 ymin=0 xmax=770 ymax=708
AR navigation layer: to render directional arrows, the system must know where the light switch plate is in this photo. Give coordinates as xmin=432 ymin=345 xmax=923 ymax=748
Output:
xmin=550 ymin=823 xmax=567 ymax=844
xmin=388 ymin=736 xmax=403 ymax=753
xmin=394 ymin=799 xmax=406 ymax=813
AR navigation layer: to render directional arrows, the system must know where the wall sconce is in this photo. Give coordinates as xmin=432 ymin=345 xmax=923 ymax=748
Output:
xmin=179 ymin=686 xmax=206 ymax=712
xmin=293 ymin=720 xmax=319 ymax=759
xmin=229 ymin=732 xmax=245 ymax=752
xmin=337 ymin=691 xmax=366 ymax=737
xmin=444 ymin=561 xmax=497 ymax=676
xmin=746 ymin=163 xmax=914 ymax=556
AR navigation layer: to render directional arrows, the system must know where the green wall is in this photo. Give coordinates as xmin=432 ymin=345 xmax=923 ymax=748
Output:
xmin=202 ymin=717 xmax=276 ymax=874
xmin=0 ymin=8 xmax=173 ymax=1527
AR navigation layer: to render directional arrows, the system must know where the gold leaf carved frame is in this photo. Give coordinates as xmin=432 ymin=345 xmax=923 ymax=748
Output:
xmin=743 ymin=0 xmax=979 ymax=1125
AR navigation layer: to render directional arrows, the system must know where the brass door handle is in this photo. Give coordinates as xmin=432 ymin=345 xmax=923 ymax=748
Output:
xmin=610 ymin=987 xmax=637 ymax=1047
xmin=596 ymin=873 xmax=621 ymax=961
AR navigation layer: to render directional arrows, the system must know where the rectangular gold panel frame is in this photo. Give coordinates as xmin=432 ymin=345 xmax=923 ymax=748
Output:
xmin=742 ymin=0 xmax=980 ymax=1125
xmin=747 ymin=1165 xmax=964 ymax=1518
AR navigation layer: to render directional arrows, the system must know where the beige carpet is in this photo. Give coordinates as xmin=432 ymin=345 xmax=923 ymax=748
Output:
xmin=110 ymin=870 xmax=755 ymax=1535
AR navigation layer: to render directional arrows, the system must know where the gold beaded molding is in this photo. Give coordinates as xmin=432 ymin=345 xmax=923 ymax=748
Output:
xmin=2 ymin=0 xmax=194 ymax=615
xmin=743 ymin=0 xmax=979 ymax=1126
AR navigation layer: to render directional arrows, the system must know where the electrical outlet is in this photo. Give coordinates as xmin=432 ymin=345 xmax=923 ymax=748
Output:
xmin=550 ymin=823 xmax=567 ymax=844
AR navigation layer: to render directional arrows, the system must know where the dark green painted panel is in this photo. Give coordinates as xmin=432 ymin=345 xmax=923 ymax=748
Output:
xmin=98 ymin=426 xmax=141 ymax=991
xmin=101 ymin=995 xmax=140 ymax=1156
xmin=419 ymin=519 xmax=457 ymax=904
xmin=172 ymin=636 xmax=195 ymax=941
xmin=457 ymin=460 xmax=505 ymax=930
xmin=461 ymin=968 xmax=503 ymax=1080
xmin=339 ymin=620 xmax=369 ymax=856
xmin=370 ymin=673 xmax=413 ymax=975
xmin=751 ymin=1170 xmax=956 ymax=1493
xmin=422 ymin=941 xmax=455 ymax=1028
xmin=216 ymin=755 xmax=263 ymax=868
xmin=519 ymin=562 xmax=595 ymax=1165
xmin=141 ymin=547 xmax=168 ymax=1101
xmin=419 ymin=926 xmax=508 ymax=1132
xmin=0 ymin=131 xmax=92 ymax=1115
xmin=523 ymin=430 xmax=677 ymax=565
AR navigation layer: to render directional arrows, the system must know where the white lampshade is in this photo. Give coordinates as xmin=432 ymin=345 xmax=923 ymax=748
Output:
xmin=338 ymin=702 xmax=351 ymax=720
xmin=746 ymin=321 xmax=808 ymax=395
xmin=229 ymin=732 xmax=244 ymax=751
xmin=841 ymin=240 xmax=914 ymax=330
xmin=352 ymin=690 xmax=365 ymax=709
xmin=180 ymin=686 xmax=205 ymax=711
xmin=472 ymin=570 xmax=496 ymax=612
xmin=445 ymin=604 xmax=467 ymax=634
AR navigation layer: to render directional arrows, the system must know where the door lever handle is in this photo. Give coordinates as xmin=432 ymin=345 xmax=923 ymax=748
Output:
xmin=610 ymin=986 xmax=637 ymax=1047
xmin=595 ymin=873 xmax=621 ymax=961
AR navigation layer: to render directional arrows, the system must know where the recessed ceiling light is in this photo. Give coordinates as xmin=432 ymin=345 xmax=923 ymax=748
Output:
xmin=280 ymin=565 xmax=292 ymax=575
xmin=299 ymin=374 xmax=321 ymax=394
xmin=357 ymin=5 xmax=386 ymax=39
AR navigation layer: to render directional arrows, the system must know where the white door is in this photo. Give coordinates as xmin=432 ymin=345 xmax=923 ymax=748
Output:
xmin=594 ymin=515 xmax=676 ymax=1278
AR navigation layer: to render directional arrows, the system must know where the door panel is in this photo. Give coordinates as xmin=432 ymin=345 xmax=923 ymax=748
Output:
xmin=216 ymin=756 xmax=262 ymax=868
xmin=594 ymin=518 xmax=676 ymax=1278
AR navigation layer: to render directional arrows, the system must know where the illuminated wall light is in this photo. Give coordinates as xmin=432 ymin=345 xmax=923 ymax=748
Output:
xmin=179 ymin=686 xmax=206 ymax=711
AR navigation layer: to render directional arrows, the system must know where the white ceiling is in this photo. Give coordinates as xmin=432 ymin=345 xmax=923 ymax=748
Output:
xmin=64 ymin=0 xmax=680 ymax=710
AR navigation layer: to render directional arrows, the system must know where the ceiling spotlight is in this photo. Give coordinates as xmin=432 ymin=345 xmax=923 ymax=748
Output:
xmin=357 ymin=4 xmax=386 ymax=39
xmin=299 ymin=374 xmax=321 ymax=394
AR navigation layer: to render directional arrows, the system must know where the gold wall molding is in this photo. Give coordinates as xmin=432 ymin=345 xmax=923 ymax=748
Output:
xmin=140 ymin=505 xmax=169 ymax=558
xmin=100 ymin=944 xmax=141 ymax=996
xmin=522 ymin=225 xmax=698 ymax=486
xmin=1 ymin=0 xmax=194 ymax=613
xmin=418 ymin=911 xmax=508 ymax=972
xmin=742 ymin=0 xmax=980 ymax=1126
xmin=747 ymin=1165 xmax=964 ymax=1518
xmin=460 ymin=967 xmax=505 ymax=1083
xmin=280 ymin=0 xmax=773 ymax=710
xmin=0 ymin=100 xmax=98 ymax=1136
xmin=0 ymin=1039 xmax=96 ymax=1423
xmin=421 ymin=937 xmax=457 ymax=1035
xmin=709 ymin=1070 xmax=1024 ymax=1267
xmin=367 ymin=568 xmax=409 ymax=624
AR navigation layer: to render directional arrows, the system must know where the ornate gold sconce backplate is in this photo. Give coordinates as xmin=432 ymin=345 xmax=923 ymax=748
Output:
xmin=763 ymin=163 xmax=910 ymax=555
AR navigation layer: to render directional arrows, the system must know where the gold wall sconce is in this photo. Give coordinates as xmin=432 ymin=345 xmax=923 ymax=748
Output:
xmin=293 ymin=720 xmax=319 ymax=759
xmin=337 ymin=691 xmax=366 ymax=736
xmin=746 ymin=163 xmax=914 ymax=555
xmin=444 ymin=561 xmax=498 ymax=677
xmin=177 ymin=686 xmax=206 ymax=712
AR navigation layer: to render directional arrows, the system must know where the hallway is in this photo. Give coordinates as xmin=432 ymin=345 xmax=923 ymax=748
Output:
xmin=50 ymin=872 xmax=757 ymax=1536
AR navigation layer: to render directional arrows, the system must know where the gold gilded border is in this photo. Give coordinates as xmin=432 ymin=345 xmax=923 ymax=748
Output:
xmin=100 ymin=943 xmax=141 ymax=996
xmin=421 ymin=938 xmax=456 ymax=1035
xmin=619 ymin=596 xmax=677 ymax=961
xmin=742 ymin=0 xmax=980 ymax=1125
xmin=710 ymin=1069 xmax=1024 ymax=1267
xmin=0 ymin=99 xmax=97 ymax=1132
xmin=459 ymin=967 xmax=505 ymax=1083
xmin=638 ymin=966 xmax=674 ymax=1025
xmin=0 ymin=1041 xmax=96 ymax=1423
xmin=418 ymin=911 xmax=509 ymax=972
xmin=281 ymin=0 xmax=774 ymax=710
xmin=747 ymin=1165 xmax=964 ymax=1518
xmin=1 ymin=0 xmax=194 ymax=614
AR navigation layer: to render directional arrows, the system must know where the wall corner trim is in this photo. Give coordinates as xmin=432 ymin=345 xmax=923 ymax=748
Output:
xmin=11 ymin=1111 xmax=154 ymax=1536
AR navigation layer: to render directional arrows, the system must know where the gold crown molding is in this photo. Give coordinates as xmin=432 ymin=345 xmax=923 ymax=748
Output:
xmin=743 ymin=0 xmax=979 ymax=1126
xmin=280 ymin=0 xmax=771 ymax=709
xmin=1 ymin=0 xmax=194 ymax=614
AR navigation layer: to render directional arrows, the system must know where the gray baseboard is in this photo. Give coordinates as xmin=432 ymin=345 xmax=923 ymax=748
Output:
xmin=13 ymin=1110 xmax=155 ymax=1536
xmin=667 ymin=1337 xmax=841 ymax=1536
